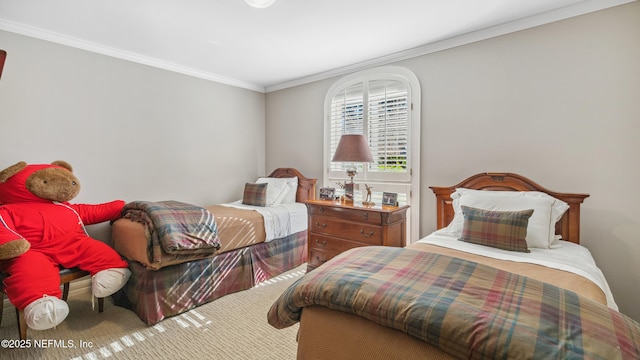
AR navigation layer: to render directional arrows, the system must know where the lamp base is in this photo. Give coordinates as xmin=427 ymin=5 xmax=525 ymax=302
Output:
xmin=344 ymin=182 xmax=354 ymax=199
xmin=340 ymin=196 xmax=353 ymax=203
xmin=362 ymin=200 xmax=375 ymax=207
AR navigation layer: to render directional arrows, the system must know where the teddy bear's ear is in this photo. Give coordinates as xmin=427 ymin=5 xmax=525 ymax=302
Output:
xmin=0 ymin=161 xmax=27 ymax=183
xmin=51 ymin=160 xmax=73 ymax=173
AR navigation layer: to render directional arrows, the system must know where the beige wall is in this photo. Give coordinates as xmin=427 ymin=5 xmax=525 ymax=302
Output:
xmin=0 ymin=30 xmax=267 ymax=241
xmin=1 ymin=2 xmax=637 ymax=323
xmin=266 ymin=2 xmax=640 ymax=321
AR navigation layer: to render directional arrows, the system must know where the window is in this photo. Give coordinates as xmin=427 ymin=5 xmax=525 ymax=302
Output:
xmin=324 ymin=66 xmax=421 ymax=242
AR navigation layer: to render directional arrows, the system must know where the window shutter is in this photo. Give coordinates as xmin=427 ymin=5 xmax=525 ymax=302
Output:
xmin=328 ymin=79 xmax=409 ymax=182
xmin=366 ymin=80 xmax=409 ymax=182
xmin=324 ymin=66 xmax=420 ymax=243
xmin=329 ymin=83 xmax=364 ymax=174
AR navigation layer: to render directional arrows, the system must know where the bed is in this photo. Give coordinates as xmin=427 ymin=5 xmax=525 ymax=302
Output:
xmin=268 ymin=172 xmax=640 ymax=359
xmin=111 ymin=168 xmax=316 ymax=325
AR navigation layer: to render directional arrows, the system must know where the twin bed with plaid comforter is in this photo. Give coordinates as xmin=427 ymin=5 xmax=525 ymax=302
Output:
xmin=113 ymin=200 xmax=307 ymax=325
xmin=268 ymin=246 xmax=640 ymax=359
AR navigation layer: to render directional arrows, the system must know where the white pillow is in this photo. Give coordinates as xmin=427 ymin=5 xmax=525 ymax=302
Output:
xmin=442 ymin=188 xmax=569 ymax=249
xmin=281 ymin=177 xmax=298 ymax=204
xmin=255 ymin=177 xmax=298 ymax=206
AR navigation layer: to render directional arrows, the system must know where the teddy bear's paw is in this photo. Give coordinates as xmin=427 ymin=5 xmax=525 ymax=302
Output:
xmin=24 ymin=295 xmax=69 ymax=330
xmin=92 ymin=268 xmax=131 ymax=298
xmin=0 ymin=239 xmax=30 ymax=260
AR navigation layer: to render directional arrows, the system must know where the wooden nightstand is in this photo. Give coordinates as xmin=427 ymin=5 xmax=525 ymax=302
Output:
xmin=305 ymin=199 xmax=409 ymax=272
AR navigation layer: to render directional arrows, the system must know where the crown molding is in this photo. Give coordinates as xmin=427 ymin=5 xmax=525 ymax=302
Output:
xmin=265 ymin=0 xmax=636 ymax=92
xmin=0 ymin=19 xmax=266 ymax=93
xmin=0 ymin=0 xmax=634 ymax=94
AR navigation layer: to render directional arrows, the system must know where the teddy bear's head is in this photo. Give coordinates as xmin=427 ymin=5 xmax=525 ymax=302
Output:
xmin=0 ymin=160 xmax=81 ymax=205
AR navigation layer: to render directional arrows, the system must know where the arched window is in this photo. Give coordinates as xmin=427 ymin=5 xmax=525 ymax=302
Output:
xmin=324 ymin=66 xmax=421 ymax=242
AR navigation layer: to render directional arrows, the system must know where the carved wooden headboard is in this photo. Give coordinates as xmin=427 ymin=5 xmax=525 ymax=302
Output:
xmin=429 ymin=173 xmax=589 ymax=244
xmin=267 ymin=168 xmax=317 ymax=202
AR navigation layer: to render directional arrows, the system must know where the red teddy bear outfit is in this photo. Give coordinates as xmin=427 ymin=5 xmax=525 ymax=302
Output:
xmin=0 ymin=163 xmax=129 ymax=329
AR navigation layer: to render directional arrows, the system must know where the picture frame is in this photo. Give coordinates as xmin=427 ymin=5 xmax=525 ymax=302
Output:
xmin=319 ymin=187 xmax=336 ymax=200
xmin=382 ymin=192 xmax=398 ymax=206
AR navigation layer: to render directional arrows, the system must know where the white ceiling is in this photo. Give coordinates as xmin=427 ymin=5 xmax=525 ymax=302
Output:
xmin=0 ymin=0 xmax=632 ymax=92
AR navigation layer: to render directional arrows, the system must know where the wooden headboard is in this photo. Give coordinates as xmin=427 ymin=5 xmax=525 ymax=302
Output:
xmin=267 ymin=168 xmax=317 ymax=202
xmin=429 ymin=173 xmax=589 ymax=244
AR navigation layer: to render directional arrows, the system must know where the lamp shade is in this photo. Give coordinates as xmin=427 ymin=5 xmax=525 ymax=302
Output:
xmin=332 ymin=134 xmax=374 ymax=163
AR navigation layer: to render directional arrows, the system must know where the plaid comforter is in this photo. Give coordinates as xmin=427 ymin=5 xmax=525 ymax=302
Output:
xmin=121 ymin=201 xmax=221 ymax=264
xmin=268 ymin=246 xmax=640 ymax=359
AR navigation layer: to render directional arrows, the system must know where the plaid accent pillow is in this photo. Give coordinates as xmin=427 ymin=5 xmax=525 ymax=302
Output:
xmin=459 ymin=206 xmax=533 ymax=253
xmin=242 ymin=182 xmax=268 ymax=207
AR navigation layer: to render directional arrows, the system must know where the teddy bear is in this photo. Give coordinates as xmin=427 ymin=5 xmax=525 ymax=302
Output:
xmin=0 ymin=160 xmax=131 ymax=331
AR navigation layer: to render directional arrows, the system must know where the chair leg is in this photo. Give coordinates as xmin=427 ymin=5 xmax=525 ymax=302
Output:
xmin=62 ymin=282 xmax=70 ymax=301
xmin=0 ymin=290 xmax=5 ymax=327
xmin=9 ymin=271 xmax=104 ymax=340
xmin=61 ymin=276 xmax=104 ymax=312
xmin=17 ymin=308 xmax=26 ymax=340
xmin=98 ymin=297 xmax=104 ymax=313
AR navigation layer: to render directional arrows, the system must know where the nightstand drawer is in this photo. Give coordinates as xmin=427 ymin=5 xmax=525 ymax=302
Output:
xmin=309 ymin=234 xmax=368 ymax=253
xmin=309 ymin=205 xmax=382 ymax=225
xmin=305 ymin=200 xmax=409 ymax=272
xmin=310 ymin=215 xmax=383 ymax=245
xmin=308 ymin=239 xmax=374 ymax=270
xmin=308 ymin=248 xmax=338 ymax=269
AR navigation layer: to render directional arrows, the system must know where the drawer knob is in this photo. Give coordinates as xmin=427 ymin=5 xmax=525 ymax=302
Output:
xmin=315 ymin=222 xmax=328 ymax=229
xmin=362 ymin=213 xmax=368 ymax=219
xmin=315 ymin=256 xmax=327 ymax=264
xmin=360 ymin=229 xmax=375 ymax=238
xmin=315 ymin=239 xmax=327 ymax=246
xmin=319 ymin=207 xmax=325 ymax=213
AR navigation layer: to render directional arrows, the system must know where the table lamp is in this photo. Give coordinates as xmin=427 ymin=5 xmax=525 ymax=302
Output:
xmin=332 ymin=134 xmax=374 ymax=201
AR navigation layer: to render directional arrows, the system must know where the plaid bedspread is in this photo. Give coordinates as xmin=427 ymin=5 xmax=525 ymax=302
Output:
xmin=121 ymin=201 xmax=220 ymax=264
xmin=115 ymin=230 xmax=307 ymax=325
xmin=268 ymin=246 xmax=640 ymax=359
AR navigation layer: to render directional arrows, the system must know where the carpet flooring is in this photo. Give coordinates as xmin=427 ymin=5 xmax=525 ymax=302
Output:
xmin=0 ymin=265 xmax=306 ymax=360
